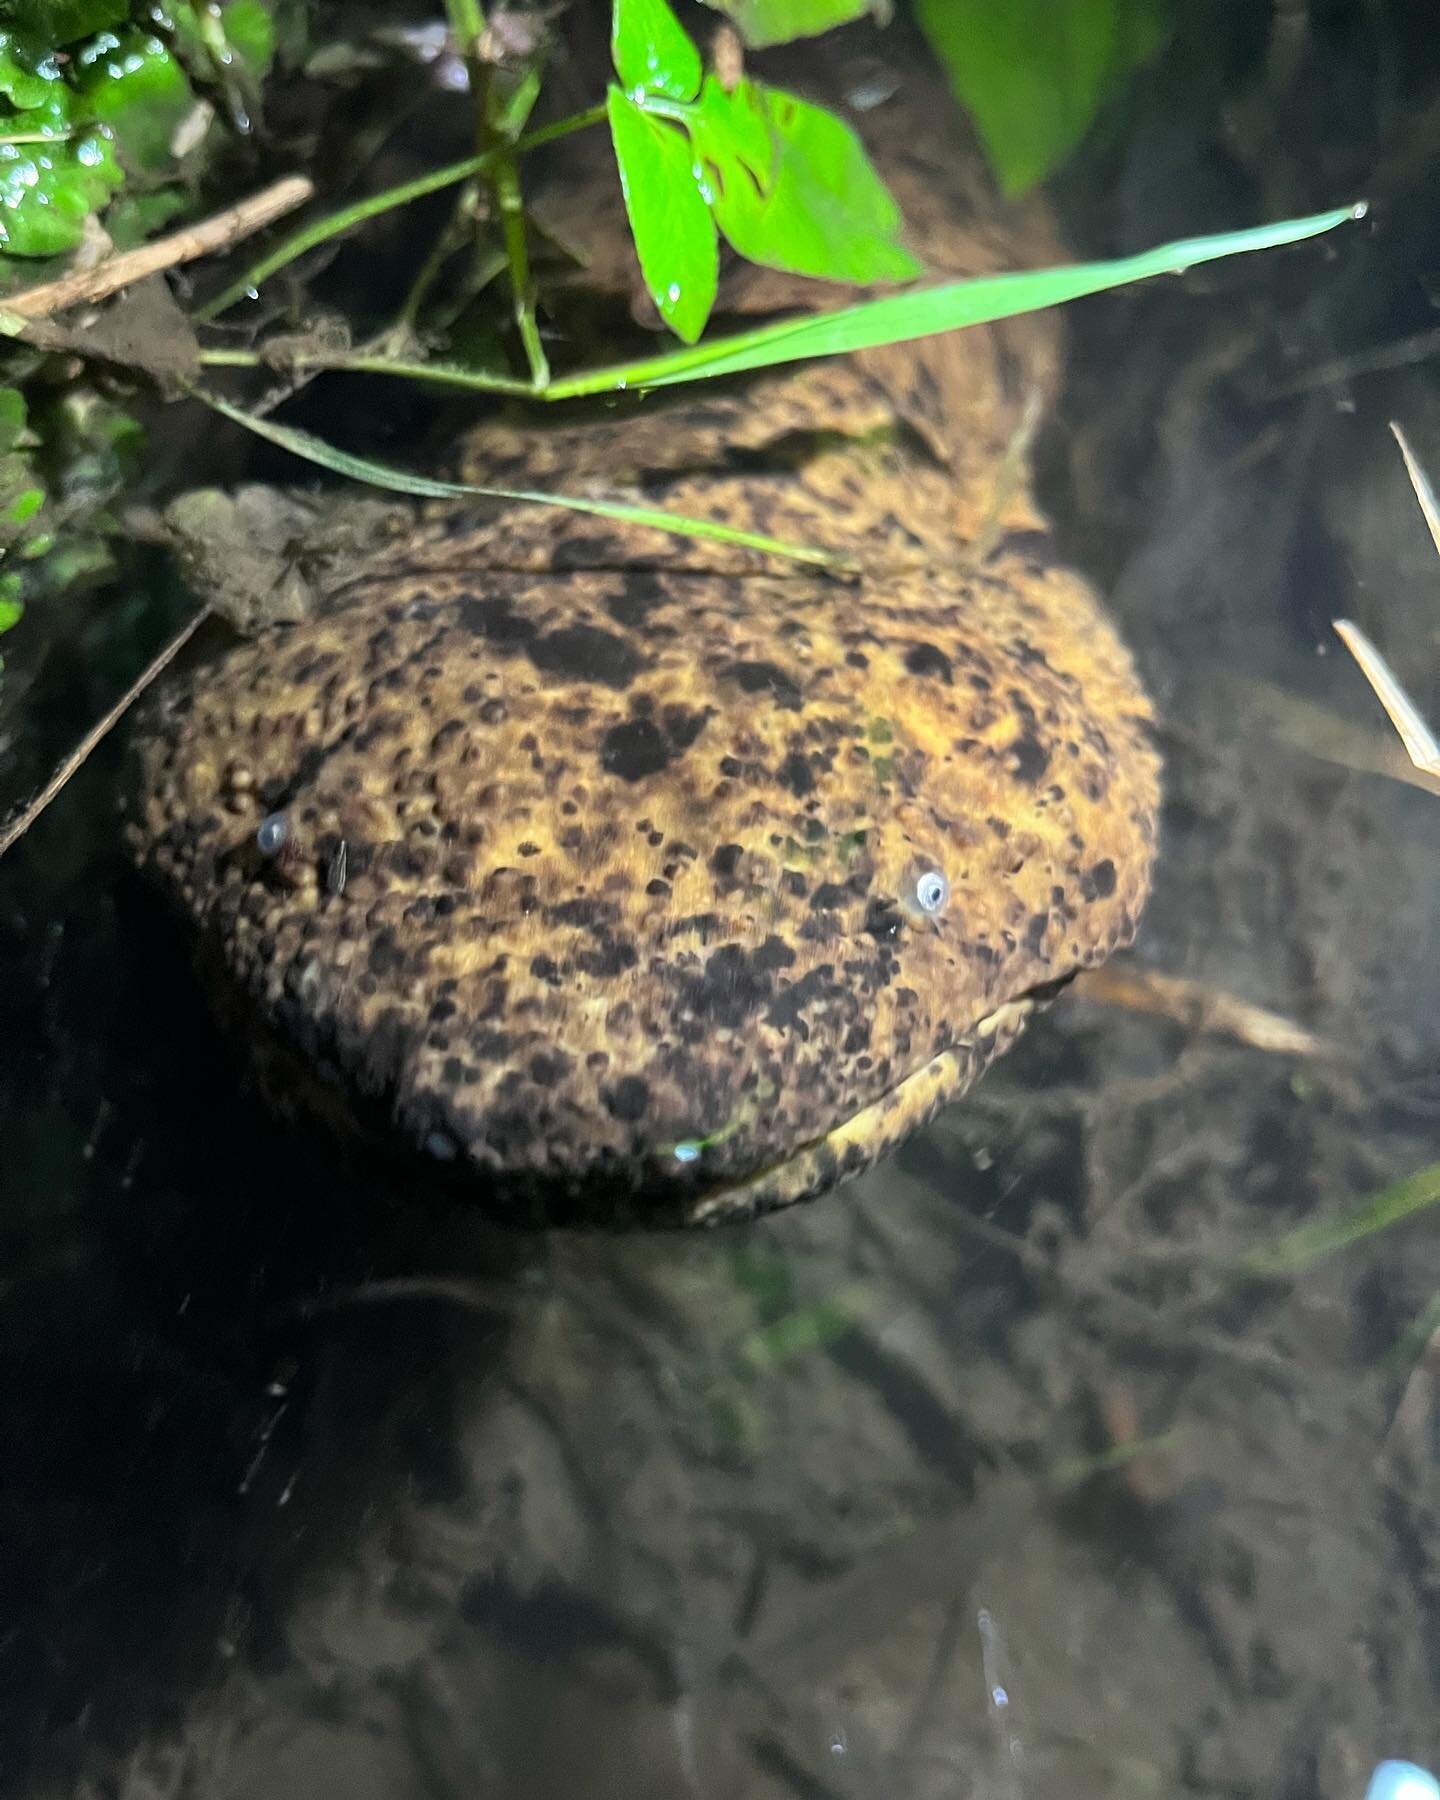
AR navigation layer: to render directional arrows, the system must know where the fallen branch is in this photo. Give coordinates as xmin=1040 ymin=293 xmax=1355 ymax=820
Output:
xmin=0 ymin=607 xmax=210 ymax=860
xmin=2 ymin=176 xmax=315 ymax=319
xmin=1070 ymin=963 xmax=1327 ymax=1057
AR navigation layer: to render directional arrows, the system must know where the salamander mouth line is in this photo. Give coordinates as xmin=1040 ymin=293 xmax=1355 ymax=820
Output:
xmin=681 ymin=973 xmax=1076 ymax=1225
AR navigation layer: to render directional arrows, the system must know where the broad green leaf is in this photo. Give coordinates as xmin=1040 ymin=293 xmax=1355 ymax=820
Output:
xmin=0 ymin=106 xmax=122 ymax=257
xmin=0 ymin=386 xmax=25 ymax=455
xmin=195 ymin=388 xmax=855 ymax=571
xmin=611 ymin=0 xmax=702 ymax=101
xmin=73 ymin=28 xmax=194 ymax=172
xmin=13 ymin=0 xmax=128 ymax=45
xmin=0 ymin=579 xmax=22 ymax=634
xmin=218 ymin=0 xmax=277 ymax=78
xmin=608 ymin=83 xmax=717 ymax=343
xmin=689 ymin=77 xmax=919 ymax=284
xmin=917 ymin=0 xmax=1169 ymax=196
xmin=0 ymin=27 xmax=58 ymax=109
xmin=102 ymin=183 xmax=189 ymax=249
xmin=699 ymin=0 xmax=875 ymax=47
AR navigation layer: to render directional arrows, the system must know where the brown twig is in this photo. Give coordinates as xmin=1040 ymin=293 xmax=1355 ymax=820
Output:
xmin=1070 ymin=963 xmax=1328 ymax=1057
xmin=0 ymin=606 xmax=210 ymax=860
xmin=1 ymin=176 xmax=315 ymax=320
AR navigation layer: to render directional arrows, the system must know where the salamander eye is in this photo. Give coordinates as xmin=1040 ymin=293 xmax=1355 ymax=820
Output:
xmin=914 ymin=868 xmax=950 ymax=915
xmin=256 ymin=812 xmax=290 ymax=857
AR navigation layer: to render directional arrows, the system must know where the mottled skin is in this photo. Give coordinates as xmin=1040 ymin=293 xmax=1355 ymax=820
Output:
xmin=129 ymin=50 xmax=1160 ymax=1227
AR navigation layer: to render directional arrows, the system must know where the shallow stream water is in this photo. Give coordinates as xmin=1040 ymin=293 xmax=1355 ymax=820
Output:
xmin=2 ymin=6 xmax=1439 ymax=1797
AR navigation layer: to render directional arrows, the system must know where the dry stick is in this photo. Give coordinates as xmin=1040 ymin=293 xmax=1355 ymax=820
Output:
xmin=0 ymin=606 xmax=210 ymax=859
xmin=2 ymin=176 xmax=314 ymax=319
xmin=1069 ymin=963 xmax=1328 ymax=1057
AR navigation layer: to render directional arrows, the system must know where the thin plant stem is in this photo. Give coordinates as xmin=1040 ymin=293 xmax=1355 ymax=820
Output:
xmin=194 ymin=345 xmax=536 ymax=396
xmin=493 ymin=146 xmax=550 ymax=386
xmin=194 ymin=106 xmax=604 ymax=322
xmin=394 ymin=180 xmax=483 ymax=333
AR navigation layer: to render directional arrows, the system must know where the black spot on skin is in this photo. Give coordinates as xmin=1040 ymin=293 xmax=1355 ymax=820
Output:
xmin=864 ymin=899 xmax=904 ymax=942
xmin=576 ymin=937 xmax=639 ymax=979
xmin=753 ymin=936 xmax=797 ymax=973
xmin=1024 ymin=911 xmax=1049 ymax=954
xmin=549 ymin=897 xmax=615 ymax=930
xmin=810 ymin=883 xmax=848 ymax=910
xmin=601 ymin=717 xmax=671 ymax=781
xmin=1008 ymin=729 xmax=1049 ymax=785
xmin=529 ymin=624 xmax=644 ymax=689
xmin=723 ymin=660 xmax=802 ymax=709
xmin=529 ymin=1052 xmax=571 ymax=1087
xmin=605 ymin=570 xmax=669 ymax=629
xmin=679 ymin=942 xmax=774 ymax=1028
xmin=662 ymin=704 xmax=711 ymax=750
xmin=367 ymin=931 xmax=405 ymax=977
xmin=1080 ymin=858 xmax=1117 ymax=900
xmin=530 ymin=954 xmax=562 ymax=985
xmin=781 ymin=870 xmax=808 ymax=898
xmin=645 ymin=878 xmax=671 ymax=897
xmin=767 ymin=965 xmax=837 ymax=1036
xmin=904 ymin=642 xmax=952 ymax=683
xmin=711 ymin=843 xmax=744 ymax=879
xmin=777 ymin=750 xmax=815 ymax=797
xmin=457 ymin=596 xmax=536 ymax=645
xmin=551 ymin=531 xmax=623 ymax=569
xmin=605 ymin=1075 xmax=650 ymax=1122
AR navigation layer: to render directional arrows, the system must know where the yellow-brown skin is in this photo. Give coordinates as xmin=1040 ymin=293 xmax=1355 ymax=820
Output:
xmin=129 ymin=58 xmax=1160 ymax=1228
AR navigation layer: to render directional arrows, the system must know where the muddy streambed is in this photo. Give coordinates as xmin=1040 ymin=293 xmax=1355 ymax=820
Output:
xmin=2 ymin=7 xmax=1440 ymax=1798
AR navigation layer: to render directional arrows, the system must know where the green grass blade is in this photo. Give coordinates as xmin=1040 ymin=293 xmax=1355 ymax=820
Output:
xmin=545 ymin=202 xmax=1362 ymax=396
xmin=1239 ymin=1160 xmax=1440 ymax=1278
xmin=211 ymin=203 xmax=1359 ymax=400
xmin=192 ymin=388 xmax=856 ymax=572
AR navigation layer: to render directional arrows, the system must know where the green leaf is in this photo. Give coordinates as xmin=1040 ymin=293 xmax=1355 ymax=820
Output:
xmin=218 ymin=0 xmax=277 ymax=78
xmin=917 ymin=0 xmax=1169 ymax=197
xmin=690 ymin=75 xmax=920 ymax=284
xmin=15 ymin=0 xmax=129 ymax=45
xmin=102 ymin=182 xmax=189 ymax=250
xmin=698 ymin=0 xmax=875 ymax=48
xmin=0 ymin=385 xmax=25 ymax=454
xmin=0 ymin=28 xmax=60 ymax=109
xmin=195 ymin=205 xmax=1360 ymax=401
xmin=0 ymin=578 xmax=22 ymax=635
xmin=3 ymin=483 xmax=42 ymax=524
xmin=194 ymin=387 xmax=856 ymax=571
xmin=0 ymin=108 xmax=123 ymax=258
xmin=607 ymin=83 xmax=717 ymax=343
xmin=551 ymin=202 xmax=1360 ymax=393
xmin=72 ymin=28 xmax=194 ymax=173
xmin=611 ymin=0 xmax=702 ymax=101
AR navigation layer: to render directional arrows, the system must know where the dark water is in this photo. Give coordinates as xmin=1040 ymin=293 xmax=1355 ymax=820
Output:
xmin=3 ymin=6 xmax=1440 ymax=1797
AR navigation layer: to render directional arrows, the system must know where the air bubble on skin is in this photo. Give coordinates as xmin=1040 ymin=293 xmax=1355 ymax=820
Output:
xmin=915 ymin=868 xmax=949 ymax=914
xmin=673 ymin=1141 xmax=701 ymax=1165
xmin=256 ymin=812 xmax=289 ymax=857
xmin=666 ymin=282 xmax=682 ymax=304
xmin=423 ymin=1130 xmax=458 ymax=1163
